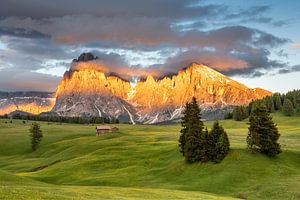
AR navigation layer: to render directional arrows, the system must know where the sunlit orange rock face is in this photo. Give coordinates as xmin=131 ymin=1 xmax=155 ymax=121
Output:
xmin=56 ymin=69 xmax=131 ymax=99
xmin=53 ymin=62 xmax=271 ymax=123
xmin=0 ymin=98 xmax=55 ymax=115
xmin=132 ymin=63 xmax=271 ymax=110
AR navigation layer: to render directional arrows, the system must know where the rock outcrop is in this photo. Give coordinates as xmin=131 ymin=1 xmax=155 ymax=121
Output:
xmin=0 ymin=53 xmax=271 ymax=123
xmin=52 ymin=61 xmax=271 ymax=123
xmin=0 ymin=92 xmax=55 ymax=115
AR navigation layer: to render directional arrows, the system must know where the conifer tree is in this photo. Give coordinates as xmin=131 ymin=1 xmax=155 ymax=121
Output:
xmin=265 ymin=96 xmax=275 ymax=112
xmin=247 ymin=105 xmax=281 ymax=157
xmin=208 ymin=122 xmax=230 ymax=163
xmin=179 ymin=102 xmax=191 ymax=156
xmin=282 ymin=98 xmax=294 ymax=116
xmin=233 ymin=106 xmax=248 ymax=121
xmin=273 ymin=94 xmax=282 ymax=110
xmin=179 ymin=97 xmax=208 ymax=162
xmin=29 ymin=122 xmax=43 ymax=151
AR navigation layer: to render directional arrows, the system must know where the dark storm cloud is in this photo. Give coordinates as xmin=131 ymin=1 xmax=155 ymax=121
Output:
xmin=0 ymin=0 xmax=223 ymax=19
xmin=0 ymin=0 xmax=296 ymax=92
xmin=0 ymin=14 xmax=288 ymax=49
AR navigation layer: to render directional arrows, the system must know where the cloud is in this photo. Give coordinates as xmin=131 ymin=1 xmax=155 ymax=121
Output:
xmin=0 ymin=16 xmax=288 ymax=49
xmin=0 ymin=0 xmax=223 ymax=20
xmin=0 ymin=69 xmax=60 ymax=91
xmin=0 ymin=0 xmax=297 ymax=92
xmin=278 ymin=65 xmax=300 ymax=74
xmin=225 ymin=6 xmax=287 ymax=27
xmin=290 ymin=43 xmax=300 ymax=49
xmin=0 ymin=27 xmax=49 ymax=39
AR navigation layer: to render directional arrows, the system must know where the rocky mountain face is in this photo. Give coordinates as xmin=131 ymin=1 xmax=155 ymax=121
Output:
xmin=0 ymin=91 xmax=55 ymax=115
xmin=0 ymin=53 xmax=272 ymax=123
xmin=52 ymin=60 xmax=272 ymax=124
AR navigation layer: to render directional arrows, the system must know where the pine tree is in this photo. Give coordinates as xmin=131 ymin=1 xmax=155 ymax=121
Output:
xmin=233 ymin=106 xmax=248 ymax=121
xmin=265 ymin=96 xmax=275 ymax=113
xmin=282 ymin=98 xmax=294 ymax=116
xmin=233 ymin=106 xmax=241 ymax=121
xmin=273 ymin=94 xmax=282 ymax=110
xmin=29 ymin=122 xmax=43 ymax=151
xmin=208 ymin=122 xmax=230 ymax=163
xmin=179 ymin=97 xmax=208 ymax=162
xmin=179 ymin=101 xmax=191 ymax=156
xmin=247 ymin=105 xmax=281 ymax=157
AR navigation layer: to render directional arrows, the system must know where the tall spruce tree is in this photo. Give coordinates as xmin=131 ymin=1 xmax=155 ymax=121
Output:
xmin=208 ymin=122 xmax=230 ymax=163
xmin=265 ymin=96 xmax=275 ymax=113
xmin=247 ymin=105 xmax=281 ymax=157
xmin=29 ymin=122 xmax=43 ymax=151
xmin=273 ymin=94 xmax=282 ymax=110
xmin=282 ymin=98 xmax=294 ymax=116
xmin=179 ymin=97 xmax=209 ymax=162
xmin=179 ymin=102 xmax=191 ymax=156
xmin=233 ymin=106 xmax=248 ymax=121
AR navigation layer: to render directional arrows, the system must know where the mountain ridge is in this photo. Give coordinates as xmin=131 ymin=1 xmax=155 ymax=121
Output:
xmin=0 ymin=55 xmax=272 ymax=123
xmin=52 ymin=60 xmax=271 ymax=123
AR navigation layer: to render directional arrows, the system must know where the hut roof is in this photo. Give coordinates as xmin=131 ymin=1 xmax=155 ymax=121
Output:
xmin=96 ymin=126 xmax=111 ymax=130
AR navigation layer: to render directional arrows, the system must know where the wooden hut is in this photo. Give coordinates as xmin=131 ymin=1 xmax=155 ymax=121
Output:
xmin=96 ymin=126 xmax=111 ymax=135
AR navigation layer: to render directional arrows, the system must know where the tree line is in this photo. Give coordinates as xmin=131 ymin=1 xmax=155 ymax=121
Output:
xmin=0 ymin=113 xmax=120 ymax=124
xmin=179 ymin=97 xmax=281 ymax=164
xmin=226 ymin=89 xmax=300 ymax=121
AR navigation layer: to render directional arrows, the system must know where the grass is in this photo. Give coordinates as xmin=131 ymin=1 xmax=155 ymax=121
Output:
xmin=0 ymin=112 xmax=299 ymax=199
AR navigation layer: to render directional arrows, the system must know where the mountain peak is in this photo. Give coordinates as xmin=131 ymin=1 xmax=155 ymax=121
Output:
xmin=72 ymin=52 xmax=98 ymax=62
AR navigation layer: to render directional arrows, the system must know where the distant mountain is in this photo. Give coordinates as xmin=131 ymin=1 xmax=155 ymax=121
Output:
xmin=0 ymin=91 xmax=55 ymax=116
xmin=0 ymin=54 xmax=272 ymax=123
xmin=52 ymin=58 xmax=271 ymax=124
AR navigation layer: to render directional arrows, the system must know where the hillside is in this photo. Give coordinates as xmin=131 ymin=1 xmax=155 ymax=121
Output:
xmin=0 ymin=113 xmax=299 ymax=199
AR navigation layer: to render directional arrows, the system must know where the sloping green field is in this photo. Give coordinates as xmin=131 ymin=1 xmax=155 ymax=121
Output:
xmin=0 ymin=113 xmax=299 ymax=199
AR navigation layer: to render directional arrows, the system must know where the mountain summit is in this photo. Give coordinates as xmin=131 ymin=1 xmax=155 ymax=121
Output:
xmin=51 ymin=61 xmax=271 ymax=124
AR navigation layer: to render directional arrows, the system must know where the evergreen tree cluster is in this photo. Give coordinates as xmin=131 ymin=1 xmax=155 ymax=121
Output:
xmin=249 ymin=90 xmax=300 ymax=116
xmin=179 ymin=97 xmax=230 ymax=163
xmin=228 ymin=89 xmax=300 ymax=121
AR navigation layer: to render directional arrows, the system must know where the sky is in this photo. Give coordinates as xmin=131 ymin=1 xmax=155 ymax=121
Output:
xmin=0 ymin=0 xmax=299 ymax=93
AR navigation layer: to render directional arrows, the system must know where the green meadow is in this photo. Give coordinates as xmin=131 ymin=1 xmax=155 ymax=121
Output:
xmin=0 ymin=112 xmax=299 ymax=200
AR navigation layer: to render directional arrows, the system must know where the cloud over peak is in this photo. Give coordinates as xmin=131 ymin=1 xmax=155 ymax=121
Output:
xmin=0 ymin=0 xmax=298 ymax=91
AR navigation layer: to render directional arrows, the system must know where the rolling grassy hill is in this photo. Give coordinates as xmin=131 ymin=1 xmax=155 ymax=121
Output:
xmin=0 ymin=113 xmax=299 ymax=199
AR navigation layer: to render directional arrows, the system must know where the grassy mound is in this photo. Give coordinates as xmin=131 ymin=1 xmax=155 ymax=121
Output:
xmin=0 ymin=113 xmax=299 ymax=199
